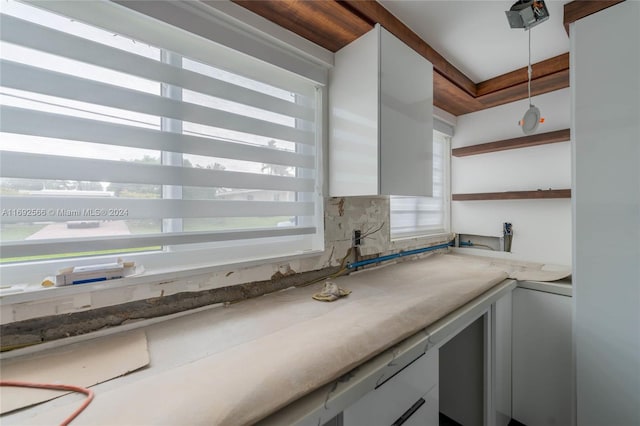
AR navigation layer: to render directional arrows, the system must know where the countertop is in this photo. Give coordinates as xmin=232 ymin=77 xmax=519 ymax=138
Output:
xmin=2 ymin=253 xmax=526 ymax=425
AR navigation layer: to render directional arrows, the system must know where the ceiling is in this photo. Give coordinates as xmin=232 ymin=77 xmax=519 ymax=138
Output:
xmin=231 ymin=0 xmax=607 ymax=115
xmin=379 ymin=0 xmax=571 ymax=83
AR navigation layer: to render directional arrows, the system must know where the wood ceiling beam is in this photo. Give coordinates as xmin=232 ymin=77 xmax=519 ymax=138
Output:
xmin=476 ymin=68 xmax=570 ymax=110
xmin=476 ymin=53 xmax=569 ymax=97
xmin=433 ymin=71 xmax=482 ymax=116
xmin=563 ymin=0 xmax=625 ymax=34
xmin=434 ymin=55 xmax=569 ymax=115
xmin=232 ymin=0 xmax=372 ymax=52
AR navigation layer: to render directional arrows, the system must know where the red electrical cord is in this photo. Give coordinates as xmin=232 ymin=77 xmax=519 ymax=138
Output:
xmin=0 ymin=380 xmax=94 ymax=426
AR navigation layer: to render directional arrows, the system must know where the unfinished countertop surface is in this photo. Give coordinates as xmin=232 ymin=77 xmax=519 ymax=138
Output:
xmin=3 ymin=253 xmax=521 ymax=425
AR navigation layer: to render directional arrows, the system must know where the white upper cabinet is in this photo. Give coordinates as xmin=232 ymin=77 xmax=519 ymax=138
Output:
xmin=329 ymin=24 xmax=433 ymax=197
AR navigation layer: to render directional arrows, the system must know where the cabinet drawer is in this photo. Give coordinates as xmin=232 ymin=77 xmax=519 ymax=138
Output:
xmin=399 ymin=385 xmax=439 ymax=426
xmin=343 ymin=349 xmax=438 ymax=425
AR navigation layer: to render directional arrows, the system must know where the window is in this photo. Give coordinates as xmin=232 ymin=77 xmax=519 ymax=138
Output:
xmin=0 ymin=1 xmax=324 ymax=284
xmin=390 ymin=131 xmax=450 ymax=239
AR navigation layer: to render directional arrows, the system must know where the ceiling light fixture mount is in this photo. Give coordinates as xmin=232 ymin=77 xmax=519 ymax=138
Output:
xmin=506 ymin=0 xmax=549 ymax=135
xmin=505 ymin=0 xmax=550 ymax=30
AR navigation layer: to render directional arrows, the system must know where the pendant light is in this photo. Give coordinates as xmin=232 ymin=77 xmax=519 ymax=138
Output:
xmin=518 ymin=28 xmax=544 ymax=135
xmin=505 ymin=0 xmax=550 ymax=135
xmin=519 ymin=28 xmax=544 ymax=135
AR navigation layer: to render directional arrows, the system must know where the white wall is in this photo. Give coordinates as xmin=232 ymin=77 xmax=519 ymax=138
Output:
xmin=452 ymin=88 xmax=572 ymax=265
xmin=571 ymin=2 xmax=640 ymax=425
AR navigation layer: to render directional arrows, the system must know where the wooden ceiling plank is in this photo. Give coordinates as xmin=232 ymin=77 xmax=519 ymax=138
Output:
xmin=231 ymin=0 xmax=372 ymax=52
xmin=337 ymin=0 xmax=478 ymax=97
xmin=476 ymin=69 xmax=570 ymax=110
xmin=476 ymin=53 xmax=569 ymax=97
xmin=563 ymin=0 xmax=625 ymax=34
xmin=433 ymin=71 xmax=482 ymax=116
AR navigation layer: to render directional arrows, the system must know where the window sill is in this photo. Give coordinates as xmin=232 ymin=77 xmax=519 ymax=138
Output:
xmin=0 ymin=248 xmax=324 ymax=324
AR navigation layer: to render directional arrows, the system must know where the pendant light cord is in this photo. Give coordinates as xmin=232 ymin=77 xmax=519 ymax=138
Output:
xmin=528 ymin=28 xmax=532 ymax=106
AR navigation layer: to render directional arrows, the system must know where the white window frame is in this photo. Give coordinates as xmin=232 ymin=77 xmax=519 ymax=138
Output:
xmin=0 ymin=0 xmax=328 ymax=289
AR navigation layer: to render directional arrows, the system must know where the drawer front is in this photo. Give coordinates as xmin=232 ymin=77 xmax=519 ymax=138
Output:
xmin=400 ymin=386 xmax=438 ymax=426
xmin=343 ymin=349 xmax=438 ymax=426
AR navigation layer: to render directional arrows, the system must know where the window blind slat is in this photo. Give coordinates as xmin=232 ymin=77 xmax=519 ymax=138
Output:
xmin=0 ymin=14 xmax=315 ymax=122
xmin=0 ymin=226 xmax=317 ymax=258
xmin=0 ymin=151 xmax=315 ymax=192
xmin=27 ymin=0 xmax=324 ymax=92
xmin=0 ymin=196 xmax=314 ymax=223
xmin=0 ymin=106 xmax=315 ymax=169
xmin=0 ymin=60 xmax=315 ymax=145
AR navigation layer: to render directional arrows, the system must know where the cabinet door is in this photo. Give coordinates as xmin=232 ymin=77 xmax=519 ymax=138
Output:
xmin=329 ymin=25 xmax=433 ymax=197
xmin=329 ymin=27 xmax=379 ymax=197
xmin=379 ymin=26 xmax=433 ymax=196
xmin=512 ymin=288 xmax=572 ymax=426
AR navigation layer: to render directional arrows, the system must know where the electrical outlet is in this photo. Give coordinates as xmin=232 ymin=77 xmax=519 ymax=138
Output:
xmin=353 ymin=230 xmax=362 ymax=246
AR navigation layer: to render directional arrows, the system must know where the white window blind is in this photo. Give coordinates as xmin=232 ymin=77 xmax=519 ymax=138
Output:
xmin=0 ymin=1 xmax=323 ymax=277
xmin=390 ymin=131 xmax=450 ymax=239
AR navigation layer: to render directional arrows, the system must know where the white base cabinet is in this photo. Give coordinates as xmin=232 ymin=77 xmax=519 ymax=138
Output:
xmin=512 ymin=287 xmax=572 ymax=426
xmin=343 ymin=348 xmax=438 ymax=426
